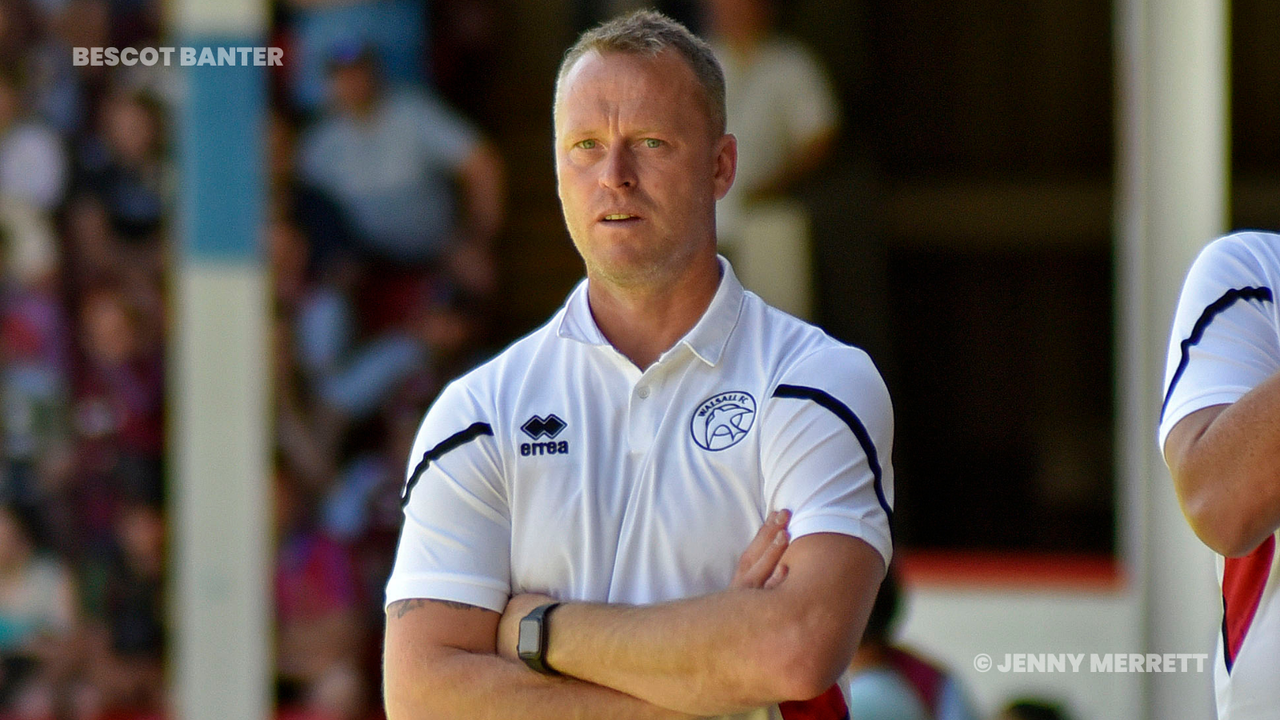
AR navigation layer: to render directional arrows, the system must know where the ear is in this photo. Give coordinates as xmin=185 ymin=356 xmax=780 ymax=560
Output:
xmin=712 ymin=133 xmax=737 ymax=201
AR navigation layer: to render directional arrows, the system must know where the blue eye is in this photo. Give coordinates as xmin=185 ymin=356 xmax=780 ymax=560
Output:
xmin=644 ymin=138 xmax=662 ymax=148
xmin=576 ymin=139 xmax=597 ymax=150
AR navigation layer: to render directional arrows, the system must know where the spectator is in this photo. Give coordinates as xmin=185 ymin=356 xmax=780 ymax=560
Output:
xmin=0 ymin=284 xmax=72 ymax=524
xmin=703 ymin=0 xmax=838 ymax=319
xmin=0 ymin=192 xmax=72 ymax=549
xmin=72 ymin=284 xmax=164 ymax=516
xmin=0 ymin=505 xmax=78 ymax=716
xmin=0 ymin=72 xmax=68 ymax=214
xmin=62 ymin=193 xmax=121 ymax=290
xmin=320 ymin=400 xmax=425 ymax=602
xmin=76 ymin=90 xmax=168 ymax=248
xmin=269 ymin=213 xmax=423 ymax=457
xmin=83 ymin=501 xmax=165 ymax=716
xmin=26 ymin=0 xmax=106 ymax=136
xmin=274 ymin=473 xmax=368 ymax=720
xmin=297 ymin=41 xmax=502 ymax=290
xmin=846 ymin=568 xmax=981 ymax=720
xmin=267 ymin=109 xmax=359 ymax=283
xmin=281 ymin=0 xmax=429 ymax=115
xmin=995 ymin=699 xmax=1073 ymax=720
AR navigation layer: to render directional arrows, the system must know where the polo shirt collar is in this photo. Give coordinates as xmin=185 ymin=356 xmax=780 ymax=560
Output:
xmin=556 ymin=255 xmax=745 ymax=367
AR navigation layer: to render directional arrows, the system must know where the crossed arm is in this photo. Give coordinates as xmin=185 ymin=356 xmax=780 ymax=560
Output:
xmin=383 ymin=512 xmax=885 ymax=719
xmin=383 ymin=598 xmax=694 ymax=720
xmin=1164 ymin=370 xmax=1280 ymax=557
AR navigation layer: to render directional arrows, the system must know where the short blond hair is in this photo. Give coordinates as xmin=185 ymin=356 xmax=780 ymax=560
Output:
xmin=555 ymin=10 xmax=726 ymax=136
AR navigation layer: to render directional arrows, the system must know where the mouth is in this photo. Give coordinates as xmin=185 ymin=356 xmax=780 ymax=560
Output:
xmin=599 ymin=213 xmax=642 ymax=224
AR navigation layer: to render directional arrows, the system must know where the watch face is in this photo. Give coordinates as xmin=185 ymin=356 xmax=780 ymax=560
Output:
xmin=518 ymin=617 xmax=540 ymax=657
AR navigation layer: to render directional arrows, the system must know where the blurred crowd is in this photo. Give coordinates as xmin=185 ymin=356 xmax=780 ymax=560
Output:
xmin=0 ymin=0 xmax=170 ymax=716
xmin=0 ymin=0 xmax=506 ymax=716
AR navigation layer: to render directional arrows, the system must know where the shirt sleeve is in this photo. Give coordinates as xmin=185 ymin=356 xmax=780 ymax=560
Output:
xmin=1 ymin=125 xmax=67 ymax=211
xmin=407 ymin=90 xmax=480 ymax=170
xmin=778 ymin=42 xmax=840 ymax=146
xmin=1158 ymin=232 xmax=1280 ymax=451
xmin=385 ymin=379 xmax=511 ymax=612
xmin=761 ymin=344 xmax=894 ymax=567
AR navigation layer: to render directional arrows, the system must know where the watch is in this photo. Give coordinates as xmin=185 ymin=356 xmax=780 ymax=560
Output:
xmin=517 ymin=602 xmax=562 ymax=675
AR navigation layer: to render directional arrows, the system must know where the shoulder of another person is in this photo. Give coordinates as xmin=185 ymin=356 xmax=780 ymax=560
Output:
xmin=762 ymin=36 xmax=824 ymax=69
xmin=1195 ymin=231 xmax=1280 ymax=280
xmin=393 ymin=87 xmax=459 ymax=120
xmin=1175 ymin=232 xmax=1280 ymax=321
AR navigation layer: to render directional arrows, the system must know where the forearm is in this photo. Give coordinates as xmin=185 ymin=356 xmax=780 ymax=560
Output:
xmin=546 ymin=589 xmax=806 ymax=716
xmin=541 ymin=535 xmax=882 ymax=716
xmin=458 ymin=144 xmax=504 ymax=245
xmin=384 ymin=644 xmax=700 ymax=720
xmin=745 ymin=131 xmax=835 ymax=202
xmin=1170 ymin=372 xmax=1280 ymax=555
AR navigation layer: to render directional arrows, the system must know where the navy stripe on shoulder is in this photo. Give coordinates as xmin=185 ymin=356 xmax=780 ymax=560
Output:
xmin=772 ymin=384 xmax=893 ymax=529
xmin=401 ymin=422 xmax=494 ymax=507
xmin=1160 ymin=286 xmax=1273 ymax=421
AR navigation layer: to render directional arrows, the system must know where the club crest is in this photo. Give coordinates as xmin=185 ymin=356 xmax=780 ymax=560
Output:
xmin=690 ymin=391 xmax=757 ymax=451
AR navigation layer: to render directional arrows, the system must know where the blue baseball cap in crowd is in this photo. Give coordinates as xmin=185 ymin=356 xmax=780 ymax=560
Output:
xmin=326 ymin=38 xmax=378 ymax=71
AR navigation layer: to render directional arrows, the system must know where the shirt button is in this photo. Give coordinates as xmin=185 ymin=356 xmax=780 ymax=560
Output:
xmin=637 ymin=386 xmax=651 ymax=399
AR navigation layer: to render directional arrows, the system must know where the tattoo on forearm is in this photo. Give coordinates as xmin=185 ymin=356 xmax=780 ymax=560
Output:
xmin=387 ymin=598 xmax=488 ymax=619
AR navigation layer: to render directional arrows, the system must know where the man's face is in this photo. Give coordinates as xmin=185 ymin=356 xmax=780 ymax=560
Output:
xmin=554 ymin=50 xmax=735 ymax=287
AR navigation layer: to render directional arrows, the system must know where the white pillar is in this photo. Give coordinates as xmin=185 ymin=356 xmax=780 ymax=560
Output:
xmin=170 ymin=0 xmax=271 ymax=718
xmin=1115 ymin=0 xmax=1228 ymax=718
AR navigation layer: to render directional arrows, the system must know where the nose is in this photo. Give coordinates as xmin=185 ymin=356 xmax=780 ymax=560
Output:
xmin=599 ymin=144 xmax=637 ymax=190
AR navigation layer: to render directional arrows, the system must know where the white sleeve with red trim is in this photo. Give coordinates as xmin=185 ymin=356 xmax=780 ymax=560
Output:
xmin=385 ymin=379 xmax=511 ymax=613
xmin=1158 ymin=232 xmax=1280 ymax=452
xmin=761 ymin=344 xmax=894 ymax=568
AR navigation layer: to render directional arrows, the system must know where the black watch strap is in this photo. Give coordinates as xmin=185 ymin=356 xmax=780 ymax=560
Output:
xmin=518 ymin=602 xmax=562 ymax=676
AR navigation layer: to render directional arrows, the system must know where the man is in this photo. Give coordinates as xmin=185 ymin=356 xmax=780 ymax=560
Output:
xmin=298 ymin=41 xmax=502 ymax=280
xmin=1160 ymin=231 xmax=1280 ymax=719
xmin=703 ymin=0 xmax=840 ymax=320
xmin=383 ymin=11 xmax=892 ymax=719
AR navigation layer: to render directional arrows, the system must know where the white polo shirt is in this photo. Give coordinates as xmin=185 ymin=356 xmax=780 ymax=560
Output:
xmin=1159 ymin=232 xmax=1280 ymax=720
xmin=387 ymin=258 xmax=893 ymax=720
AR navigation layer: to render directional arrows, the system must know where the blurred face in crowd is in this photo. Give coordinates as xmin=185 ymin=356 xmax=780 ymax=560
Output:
xmin=0 ymin=78 xmax=17 ymax=132
xmin=117 ymin=504 xmax=164 ymax=574
xmin=704 ymin=0 xmax=774 ymax=42
xmin=66 ymin=194 xmax=114 ymax=270
xmin=57 ymin=0 xmax=109 ymax=51
xmin=330 ymin=60 xmax=379 ymax=117
xmin=553 ymin=50 xmax=735 ymax=289
xmin=81 ymin=289 xmax=137 ymax=364
xmin=102 ymin=94 xmax=158 ymax=166
xmin=0 ymin=509 xmax=31 ymax=570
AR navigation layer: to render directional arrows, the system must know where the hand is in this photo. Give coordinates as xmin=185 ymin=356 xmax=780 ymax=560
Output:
xmin=497 ymin=592 xmax=557 ymax=662
xmin=731 ymin=509 xmax=791 ymax=590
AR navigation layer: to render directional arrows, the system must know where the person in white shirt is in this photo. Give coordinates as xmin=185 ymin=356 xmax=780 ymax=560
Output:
xmin=1160 ymin=231 xmax=1280 ymax=720
xmin=0 ymin=74 xmax=66 ymax=214
xmin=383 ymin=11 xmax=892 ymax=720
xmin=704 ymin=0 xmax=840 ymax=319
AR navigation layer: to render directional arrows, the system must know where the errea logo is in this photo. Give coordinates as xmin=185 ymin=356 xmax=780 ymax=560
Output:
xmin=691 ymin=391 xmax=756 ymax=451
xmin=520 ymin=414 xmax=568 ymax=456
xmin=521 ymin=414 xmax=566 ymax=440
